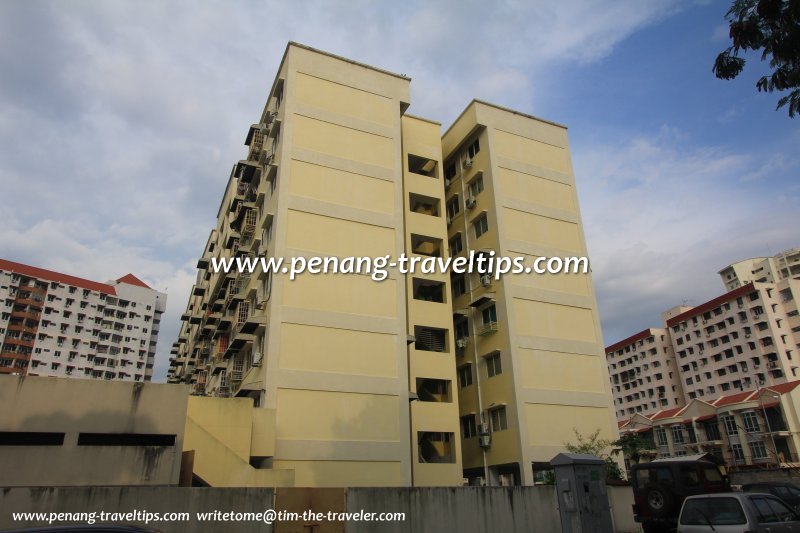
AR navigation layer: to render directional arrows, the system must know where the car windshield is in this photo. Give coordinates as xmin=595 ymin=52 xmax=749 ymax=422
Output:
xmin=703 ymin=467 xmax=723 ymax=483
xmin=680 ymin=498 xmax=746 ymax=526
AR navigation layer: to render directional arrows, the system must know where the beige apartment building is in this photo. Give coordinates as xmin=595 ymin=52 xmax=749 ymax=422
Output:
xmin=0 ymin=259 xmax=166 ymax=381
xmin=608 ymin=251 xmax=800 ymax=424
xmin=442 ymin=101 xmax=617 ymax=486
xmin=169 ymin=42 xmax=618 ymax=487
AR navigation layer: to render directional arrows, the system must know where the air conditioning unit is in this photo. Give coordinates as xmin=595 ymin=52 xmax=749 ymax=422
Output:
xmin=446 ymin=216 xmax=452 ymax=227
xmin=255 ymin=300 xmax=267 ymax=310
xmin=258 ymin=150 xmax=272 ymax=166
xmin=480 ymin=274 xmax=492 ymax=287
xmin=463 ymin=157 xmax=473 ymax=169
xmin=258 ymin=122 xmax=269 ymax=133
xmin=466 ymin=196 xmax=476 ymax=210
xmin=444 ymin=178 xmax=451 ymax=188
xmin=252 ymin=351 xmax=263 ymax=367
xmin=456 ymin=337 xmax=469 ymax=349
xmin=479 ymin=423 xmax=490 ymax=435
xmin=479 ymin=435 xmax=491 ymax=448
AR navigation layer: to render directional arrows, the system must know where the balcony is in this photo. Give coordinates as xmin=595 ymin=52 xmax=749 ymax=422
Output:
xmin=478 ymin=321 xmax=499 ymax=336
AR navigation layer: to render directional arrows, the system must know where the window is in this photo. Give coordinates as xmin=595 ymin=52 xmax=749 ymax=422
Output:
xmin=444 ymin=163 xmax=457 ymax=181
xmin=655 ymin=427 xmax=668 ymax=446
xmin=466 ymin=138 xmax=480 ymax=159
xmin=723 ymin=415 xmax=738 ymax=436
xmin=679 ymin=497 xmax=746 ymax=526
xmin=461 ymin=415 xmax=477 ymax=439
xmin=454 ymin=319 xmax=469 ymax=342
xmin=457 ymin=365 xmax=473 ymax=388
xmin=446 ymin=196 xmax=460 ymax=219
xmin=486 ymin=351 xmax=502 ymax=377
xmin=408 ymin=154 xmax=437 ymax=177
xmin=671 ymin=426 xmax=685 ymax=444
xmin=742 ymin=411 xmax=760 ymax=433
xmin=449 ymin=234 xmax=463 ymax=256
xmin=451 ymin=274 xmax=466 ymax=298
xmin=473 ymin=215 xmax=489 ymax=238
xmin=749 ymin=441 xmax=768 ymax=460
xmin=489 ymin=406 xmax=507 ymax=431
xmin=731 ymin=443 xmax=745 ymax=463
xmin=482 ymin=304 xmax=497 ymax=326
xmin=469 ymin=175 xmax=484 ymax=197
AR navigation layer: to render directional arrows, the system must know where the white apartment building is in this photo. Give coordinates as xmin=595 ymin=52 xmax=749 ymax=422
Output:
xmin=720 ymin=248 xmax=800 ymax=291
xmin=606 ymin=328 xmax=685 ymax=419
xmin=608 ymin=247 xmax=800 ymax=422
xmin=0 ymin=259 xmax=166 ymax=381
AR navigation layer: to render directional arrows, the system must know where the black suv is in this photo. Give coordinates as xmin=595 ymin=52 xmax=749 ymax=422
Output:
xmin=630 ymin=457 xmax=730 ymax=533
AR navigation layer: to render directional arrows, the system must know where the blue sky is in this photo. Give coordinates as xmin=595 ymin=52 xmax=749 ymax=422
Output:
xmin=0 ymin=1 xmax=797 ymax=380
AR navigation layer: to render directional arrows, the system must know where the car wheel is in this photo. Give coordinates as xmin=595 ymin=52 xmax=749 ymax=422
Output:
xmin=644 ymin=484 xmax=675 ymax=518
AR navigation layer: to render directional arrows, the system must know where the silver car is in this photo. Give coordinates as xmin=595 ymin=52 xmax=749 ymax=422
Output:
xmin=678 ymin=492 xmax=800 ymax=532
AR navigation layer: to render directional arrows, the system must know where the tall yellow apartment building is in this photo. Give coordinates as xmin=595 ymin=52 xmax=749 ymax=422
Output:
xmin=168 ymin=42 xmax=616 ymax=487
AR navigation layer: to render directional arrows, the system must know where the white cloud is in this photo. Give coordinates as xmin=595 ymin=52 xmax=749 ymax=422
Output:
xmin=574 ymin=127 xmax=800 ymax=345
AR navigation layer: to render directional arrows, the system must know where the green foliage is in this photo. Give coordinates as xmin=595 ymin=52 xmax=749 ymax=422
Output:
xmin=612 ymin=432 xmax=650 ymax=464
xmin=713 ymin=0 xmax=800 ymax=117
xmin=564 ymin=429 xmax=624 ymax=480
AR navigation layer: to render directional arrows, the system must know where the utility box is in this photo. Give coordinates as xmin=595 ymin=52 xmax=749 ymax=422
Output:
xmin=550 ymin=453 xmax=614 ymax=533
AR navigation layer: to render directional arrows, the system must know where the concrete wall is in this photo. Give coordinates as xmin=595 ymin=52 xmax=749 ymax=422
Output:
xmin=345 ymin=487 xmax=561 ymax=533
xmin=0 ymin=487 xmax=274 ymax=533
xmin=730 ymin=467 xmax=800 ymax=486
xmin=0 ymin=374 xmax=188 ymax=487
xmin=1 ymin=486 xmax=639 ymax=533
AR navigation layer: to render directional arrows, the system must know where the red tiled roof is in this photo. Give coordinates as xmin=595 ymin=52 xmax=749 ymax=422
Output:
xmin=712 ymin=390 xmax=757 ymax=407
xmin=709 ymin=381 xmax=800 ymax=408
xmin=0 ymin=258 xmax=116 ymax=295
xmin=666 ymin=283 xmax=755 ymax=327
xmin=766 ymin=381 xmax=800 ymax=395
xmin=116 ymin=273 xmax=152 ymax=289
xmin=650 ymin=406 xmax=684 ymax=421
xmin=606 ymin=328 xmax=656 ymax=354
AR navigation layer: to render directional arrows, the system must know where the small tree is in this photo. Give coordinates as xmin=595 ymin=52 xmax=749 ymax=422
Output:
xmin=713 ymin=0 xmax=800 ymax=118
xmin=564 ymin=429 xmax=624 ymax=480
xmin=612 ymin=432 xmax=650 ymax=465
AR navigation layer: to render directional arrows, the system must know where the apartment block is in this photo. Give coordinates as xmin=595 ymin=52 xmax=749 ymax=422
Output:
xmin=619 ymin=380 xmax=800 ymax=470
xmin=720 ymin=247 xmax=800 ymax=292
xmin=606 ymin=328 xmax=685 ymax=418
xmin=608 ymin=249 xmax=800 ymax=423
xmin=0 ymin=259 xmax=166 ymax=381
xmin=169 ymin=43 xmax=617 ymax=488
xmin=443 ymin=101 xmax=617 ymax=486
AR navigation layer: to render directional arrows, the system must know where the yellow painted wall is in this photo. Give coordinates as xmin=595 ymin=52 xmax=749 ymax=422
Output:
xmin=513 ymin=299 xmax=597 ymax=343
xmin=284 ymin=209 xmax=396 ymax=258
xmin=288 ymin=160 xmax=395 ymax=214
xmin=519 ymin=349 xmax=606 ymax=393
xmin=503 ymin=208 xmax=582 ymax=252
xmin=493 ymin=129 xmax=571 ymax=174
xmin=294 ymin=71 xmax=395 ymax=126
xmin=292 ymin=115 xmax=394 ymax=169
xmin=525 ymin=404 xmax=616 ymax=445
xmin=279 ymin=323 xmax=398 ymax=377
xmin=496 ymin=166 xmax=575 ymax=211
xmin=273 ymin=460 xmax=403 ymax=487
xmin=281 ymin=273 xmax=397 ymax=317
xmin=275 ymin=389 xmax=400 ymax=442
